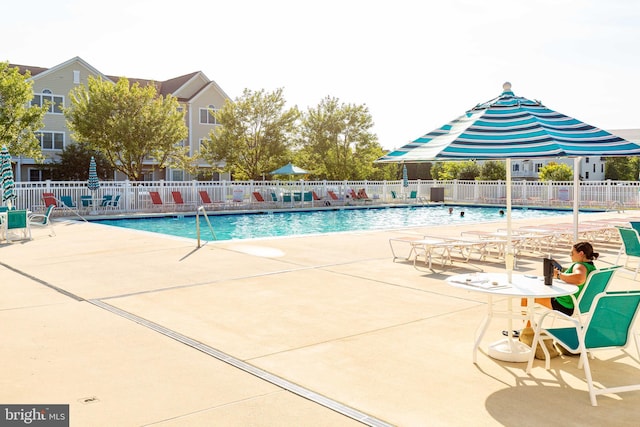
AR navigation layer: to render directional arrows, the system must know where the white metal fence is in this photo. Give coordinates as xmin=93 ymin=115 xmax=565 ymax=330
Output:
xmin=11 ymin=179 xmax=640 ymax=214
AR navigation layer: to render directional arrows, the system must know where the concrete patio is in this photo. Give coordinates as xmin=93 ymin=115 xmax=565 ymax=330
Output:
xmin=1 ymin=210 xmax=639 ymax=426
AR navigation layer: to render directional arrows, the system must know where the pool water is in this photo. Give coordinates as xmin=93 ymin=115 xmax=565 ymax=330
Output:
xmin=91 ymin=206 xmax=572 ymax=242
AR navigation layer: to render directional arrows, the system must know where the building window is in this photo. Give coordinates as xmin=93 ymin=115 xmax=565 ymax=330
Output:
xmin=176 ymin=139 xmax=190 ymax=156
xmin=512 ymin=164 xmax=519 ymax=172
xmin=593 ymin=164 xmax=596 ymax=172
xmin=199 ymin=105 xmax=219 ymax=124
xmin=73 ymin=70 xmax=80 ymax=84
xmin=601 ymin=164 xmax=604 ymax=173
xmin=585 ymin=171 xmax=590 ymax=179
xmin=35 ymin=131 xmax=65 ymax=150
xmin=31 ymin=90 xmax=64 ymax=114
xmin=585 ymin=157 xmax=590 ymax=163
xmin=28 ymin=168 xmax=53 ymax=182
xmin=535 ymin=163 xmax=543 ymax=172
xmin=171 ymin=169 xmax=185 ymax=181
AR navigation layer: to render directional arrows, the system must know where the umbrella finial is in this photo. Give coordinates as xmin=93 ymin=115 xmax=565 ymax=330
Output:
xmin=502 ymin=82 xmax=512 ymax=92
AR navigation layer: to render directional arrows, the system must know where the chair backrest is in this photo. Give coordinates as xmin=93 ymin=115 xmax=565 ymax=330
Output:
xmin=576 ymin=266 xmax=621 ymax=315
xmin=232 ymin=190 xmax=244 ymax=203
xmin=270 ymin=192 xmax=279 ymax=202
xmin=81 ymin=195 xmax=93 ymax=207
xmin=312 ymin=191 xmax=321 ymax=201
xmin=7 ymin=209 xmax=28 ymax=229
xmin=409 ymin=190 xmax=417 ymax=199
xmin=328 ymin=191 xmax=339 ymax=200
xmin=198 ymin=190 xmax=212 ymax=204
xmin=348 ymin=189 xmax=358 ymax=199
xmin=171 ymin=191 xmax=185 ymax=204
xmin=391 ymin=190 xmax=397 ymax=199
xmin=617 ymin=227 xmax=640 ymax=256
xmin=630 ymin=222 xmax=640 ymax=234
xmin=42 ymin=192 xmax=57 ymax=207
xmin=584 ymin=291 xmax=640 ymax=349
xmin=60 ymin=195 xmax=75 ymax=208
xmin=0 ymin=206 xmax=9 ymax=213
xmin=149 ymin=191 xmax=163 ymax=205
xmin=252 ymin=192 xmax=265 ymax=202
xmin=303 ymin=192 xmax=313 ymax=202
xmin=100 ymin=195 xmax=113 ymax=206
xmin=110 ymin=194 xmax=121 ymax=206
xmin=358 ymin=189 xmax=369 ymax=199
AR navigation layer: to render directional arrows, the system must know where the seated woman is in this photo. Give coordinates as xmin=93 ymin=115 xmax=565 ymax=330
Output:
xmin=517 ymin=242 xmax=599 ymax=358
xmin=537 ymin=241 xmax=599 ymax=316
xmin=510 ymin=242 xmax=599 ymax=338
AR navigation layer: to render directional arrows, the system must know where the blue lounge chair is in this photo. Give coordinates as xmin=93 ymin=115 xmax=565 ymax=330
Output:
xmin=60 ymin=195 xmax=77 ymax=210
xmin=105 ymin=194 xmax=121 ymax=209
xmin=28 ymin=205 xmax=56 ymax=236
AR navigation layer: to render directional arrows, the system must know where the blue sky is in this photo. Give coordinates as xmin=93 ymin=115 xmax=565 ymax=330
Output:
xmin=2 ymin=0 xmax=639 ymax=149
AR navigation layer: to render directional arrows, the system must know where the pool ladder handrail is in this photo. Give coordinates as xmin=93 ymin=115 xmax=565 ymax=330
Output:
xmin=196 ymin=206 xmax=217 ymax=247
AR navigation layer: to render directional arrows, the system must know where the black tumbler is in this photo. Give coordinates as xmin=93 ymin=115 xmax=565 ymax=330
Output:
xmin=543 ymin=258 xmax=554 ymax=286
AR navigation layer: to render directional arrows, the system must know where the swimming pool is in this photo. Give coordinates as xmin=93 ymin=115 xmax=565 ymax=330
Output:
xmin=90 ymin=206 xmax=573 ymax=242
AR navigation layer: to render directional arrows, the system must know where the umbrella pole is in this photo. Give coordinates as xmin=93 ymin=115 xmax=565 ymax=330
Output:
xmin=573 ymin=157 xmax=580 ymax=242
xmin=505 ymin=159 xmax=514 ymax=283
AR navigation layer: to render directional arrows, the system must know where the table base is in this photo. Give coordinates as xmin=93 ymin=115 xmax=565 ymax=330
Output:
xmin=488 ymin=338 xmax=532 ymax=363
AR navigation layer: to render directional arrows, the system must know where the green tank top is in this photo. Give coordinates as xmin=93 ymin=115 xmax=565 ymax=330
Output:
xmin=555 ymin=261 xmax=597 ymax=309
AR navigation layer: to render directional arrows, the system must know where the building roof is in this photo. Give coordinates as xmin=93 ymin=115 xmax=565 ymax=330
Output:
xmin=9 ymin=59 xmax=206 ymax=101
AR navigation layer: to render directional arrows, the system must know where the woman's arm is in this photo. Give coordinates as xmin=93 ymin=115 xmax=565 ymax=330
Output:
xmin=554 ymin=263 xmax=588 ymax=285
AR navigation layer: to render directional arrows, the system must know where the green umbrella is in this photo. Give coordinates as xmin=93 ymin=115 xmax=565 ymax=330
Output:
xmin=1 ymin=146 xmax=16 ymax=208
xmin=270 ymin=163 xmax=309 ymax=175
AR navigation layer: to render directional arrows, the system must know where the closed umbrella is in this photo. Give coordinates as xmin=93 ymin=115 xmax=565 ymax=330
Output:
xmin=87 ymin=156 xmax=100 ymax=211
xmin=402 ymin=164 xmax=409 ymax=190
xmin=1 ymin=146 xmax=16 ymax=208
xmin=377 ymin=82 xmax=640 ymax=278
xmin=88 ymin=156 xmax=100 ymax=191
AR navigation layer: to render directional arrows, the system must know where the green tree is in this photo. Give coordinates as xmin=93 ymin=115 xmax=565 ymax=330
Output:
xmin=538 ymin=161 xmax=574 ymax=181
xmin=200 ymin=88 xmax=299 ymax=180
xmin=48 ymin=142 xmax=114 ymax=180
xmin=298 ymin=96 xmax=393 ymax=180
xmin=65 ymin=76 xmax=189 ymax=181
xmin=431 ymin=161 xmax=480 ymax=180
xmin=478 ymin=160 xmax=506 ymax=180
xmin=605 ymin=157 xmax=640 ymax=181
xmin=0 ymin=62 xmax=48 ymax=160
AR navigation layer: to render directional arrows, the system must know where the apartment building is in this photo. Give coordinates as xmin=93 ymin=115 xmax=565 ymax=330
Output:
xmin=10 ymin=56 xmax=230 ymax=182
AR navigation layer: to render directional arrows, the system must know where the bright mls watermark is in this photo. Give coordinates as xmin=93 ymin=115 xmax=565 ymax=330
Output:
xmin=0 ymin=405 xmax=68 ymax=426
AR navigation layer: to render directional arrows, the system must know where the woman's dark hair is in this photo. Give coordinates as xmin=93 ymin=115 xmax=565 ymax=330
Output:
xmin=574 ymin=242 xmax=599 ymax=260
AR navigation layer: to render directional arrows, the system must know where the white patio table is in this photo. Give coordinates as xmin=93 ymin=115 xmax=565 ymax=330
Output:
xmin=446 ymin=272 xmax=577 ymax=363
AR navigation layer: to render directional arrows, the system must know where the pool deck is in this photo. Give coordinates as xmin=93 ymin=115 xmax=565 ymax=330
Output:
xmin=2 ymin=211 xmax=640 ymax=426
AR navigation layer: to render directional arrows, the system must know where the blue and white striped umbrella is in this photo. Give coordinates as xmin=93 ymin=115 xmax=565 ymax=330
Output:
xmin=377 ymin=82 xmax=640 ymax=278
xmin=1 ymin=146 xmax=16 ymax=207
xmin=378 ymin=82 xmax=640 ymax=163
xmin=87 ymin=156 xmax=100 ymax=192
